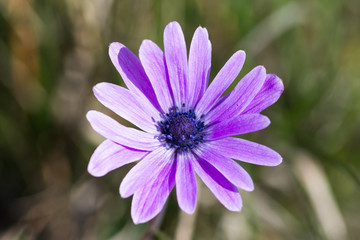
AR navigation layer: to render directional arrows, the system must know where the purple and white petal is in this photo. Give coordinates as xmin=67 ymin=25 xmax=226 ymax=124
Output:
xmin=195 ymin=50 xmax=246 ymax=116
xmin=188 ymin=26 xmax=211 ymax=109
xmin=176 ymin=152 xmax=197 ymax=214
xmin=163 ymin=21 xmax=188 ymax=108
xmin=208 ymin=137 xmax=282 ymax=166
xmin=243 ymin=74 xmax=284 ymax=114
xmin=131 ymin=162 xmax=176 ymax=224
xmin=93 ymin=83 xmax=160 ymax=133
xmin=108 ymin=42 xmax=161 ymax=111
xmin=192 ymin=157 xmax=242 ymax=211
xmin=206 ymin=66 xmax=266 ymax=123
xmin=139 ymin=40 xmax=174 ymax=112
xmin=206 ymin=114 xmax=270 ymax=140
xmin=87 ymin=21 xmax=285 ymax=225
xmin=86 ymin=111 xmax=159 ymax=151
xmin=195 ymin=146 xmax=254 ymax=191
xmin=88 ymin=139 xmax=148 ymax=177
xmin=120 ymin=147 xmax=175 ymax=198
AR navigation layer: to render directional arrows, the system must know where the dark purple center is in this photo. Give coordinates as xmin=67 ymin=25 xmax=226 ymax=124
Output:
xmin=157 ymin=107 xmax=205 ymax=151
xmin=168 ymin=115 xmax=196 ymax=144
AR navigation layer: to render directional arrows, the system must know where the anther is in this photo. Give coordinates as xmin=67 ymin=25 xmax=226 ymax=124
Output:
xmin=156 ymin=106 xmax=206 ymax=151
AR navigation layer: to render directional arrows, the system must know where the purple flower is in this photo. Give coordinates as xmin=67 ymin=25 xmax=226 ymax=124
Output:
xmin=87 ymin=21 xmax=284 ymax=224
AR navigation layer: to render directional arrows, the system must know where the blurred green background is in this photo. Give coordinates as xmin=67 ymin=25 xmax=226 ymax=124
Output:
xmin=1 ymin=0 xmax=360 ymax=239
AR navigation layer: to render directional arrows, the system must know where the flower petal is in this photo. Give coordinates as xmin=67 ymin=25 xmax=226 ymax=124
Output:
xmin=88 ymin=140 xmax=148 ymax=177
xmin=139 ymin=40 xmax=173 ymax=112
xmin=86 ymin=110 xmax=159 ymax=151
xmin=207 ymin=137 xmax=282 ymax=166
xmin=93 ymin=82 xmax=160 ymax=133
xmin=206 ymin=66 xmax=266 ymax=122
xmin=163 ymin=21 xmax=188 ymax=108
xmin=108 ymin=42 xmax=161 ymax=111
xmin=131 ymin=161 xmax=176 ymax=224
xmin=188 ymin=26 xmax=211 ymax=109
xmin=195 ymin=146 xmax=254 ymax=191
xmin=206 ymin=114 xmax=270 ymax=140
xmin=195 ymin=50 xmax=246 ymax=116
xmin=120 ymin=147 xmax=175 ymax=198
xmin=176 ymin=153 xmax=197 ymax=214
xmin=192 ymin=157 xmax=242 ymax=211
xmin=243 ymin=74 xmax=284 ymax=114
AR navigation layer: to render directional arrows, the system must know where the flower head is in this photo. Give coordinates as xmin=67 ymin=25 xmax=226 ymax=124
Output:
xmin=87 ymin=21 xmax=284 ymax=224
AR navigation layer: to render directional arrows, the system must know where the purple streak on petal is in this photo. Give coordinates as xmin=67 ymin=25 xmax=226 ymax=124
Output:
xmin=131 ymin=161 xmax=176 ymax=224
xmin=191 ymin=157 xmax=242 ymax=211
xmin=93 ymin=82 xmax=160 ymax=133
xmin=88 ymin=139 xmax=148 ymax=177
xmin=86 ymin=111 xmax=159 ymax=151
xmin=120 ymin=147 xmax=175 ymax=198
xmin=188 ymin=26 xmax=211 ymax=109
xmin=208 ymin=137 xmax=282 ymax=166
xmin=207 ymin=66 xmax=266 ymax=122
xmin=176 ymin=152 xmax=197 ymax=214
xmin=139 ymin=40 xmax=174 ymax=112
xmin=195 ymin=50 xmax=246 ymax=116
xmin=206 ymin=114 xmax=270 ymax=140
xmin=163 ymin=21 xmax=188 ymax=108
xmin=108 ymin=42 xmax=161 ymax=111
xmin=195 ymin=146 xmax=254 ymax=191
xmin=243 ymin=74 xmax=284 ymax=114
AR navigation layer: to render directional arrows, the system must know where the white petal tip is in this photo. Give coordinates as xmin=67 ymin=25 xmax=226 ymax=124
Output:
xmin=131 ymin=211 xmax=158 ymax=225
xmin=92 ymin=82 xmax=104 ymax=94
xmin=86 ymin=110 xmax=96 ymax=121
xmin=264 ymin=116 xmax=271 ymax=127
xmin=119 ymin=189 xmax=126 ymax=198
xmin=237 ymin=50 xmax=246 ymax=56
xmin=167 ymin=21 xmax=180 ymax=27
xmin=119 ymin=184 xmax=133 ymax=199
xmin=271 ymin=156 xmax=283 ymax=166
xmin=132 ymin=217 xmax=141 ymax=225
xmin=244 ymin=185 xmax=255 ymax=192
xmin=109 ymin=42 xmax=123 ymax=50
xmin=181 ymin=206 xmax=196 ymax=215
xmin=132 ymin=216 xmax=148 ymax=225
xmin=228 ymin=205 xmax=242 ymax=212
xmin=195 ymin=26 xmax=209 ymax=36
xmin=87 ymin=165 xmax=102 ymax=177
xmin=87 ymin=171 xmax=104 ymax=178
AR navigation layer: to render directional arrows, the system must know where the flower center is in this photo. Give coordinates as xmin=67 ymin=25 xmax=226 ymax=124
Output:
xmin=157 ymin=106 xmax=205 ymax=151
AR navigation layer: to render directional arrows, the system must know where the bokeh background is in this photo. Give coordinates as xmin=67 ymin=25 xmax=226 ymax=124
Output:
xmin=1 ymin=0 xmax=360 ymax=239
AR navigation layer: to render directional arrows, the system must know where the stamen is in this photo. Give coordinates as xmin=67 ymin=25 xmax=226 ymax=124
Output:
xmin=156 ymin=105 xmax=205 ymax=151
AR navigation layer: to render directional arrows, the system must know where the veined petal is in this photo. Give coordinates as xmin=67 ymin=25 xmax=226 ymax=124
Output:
xmin=195 ymin=146 xmax=254 ymax=191
xmin=208 ymin=137 xmax=282 ymax=166
xmin=192 ymin=157 xmax=242 ymax=211
xmin=87 ymin=21 xmax=285 ymax=225
xmin=88 ymin=140 xmax=148 ymax=177
xmin=243 ymin=74 xmax=284 ymax=114
xmin=176 ymin=152 xmax=197 ymax=214
xmin=108 ymin=42 xmax=161 ymax=111
xmin=195 ymin=50 xmax=246 ymax=117
xmin=164 ymin=21 xmax=188 ymax=108
xmin=93 ymin=82 xmax=160 ymax=133
xmin=188 ymin=26 xmax=211 ymax=109
xmin=86 ymin=111 xmax=159 ymax=151
xmin=139 ymin=40 xmax=173 ymax=112
xmin=120 ymin=147 xmax=175 ymax=198
xmin=131 ymin=161 xmax=176 ymax=224
xmin=207 ymin=66 xmax=266 ymax=122
xmin=206 ymin=114 xmax=270 ymax=140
